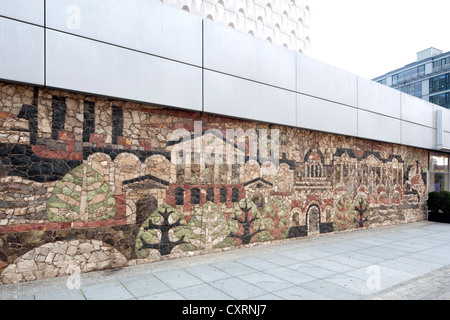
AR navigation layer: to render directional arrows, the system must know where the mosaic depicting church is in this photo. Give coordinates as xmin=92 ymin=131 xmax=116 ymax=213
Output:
xmin=0 ymin=83 xmax=427 ymax=284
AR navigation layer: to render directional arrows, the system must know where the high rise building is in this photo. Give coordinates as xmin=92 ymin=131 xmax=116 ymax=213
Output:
xmin=373 ymin=47 xmax=450 ymax=109
xmin=160 ymin=0 xmax=312 ymax=55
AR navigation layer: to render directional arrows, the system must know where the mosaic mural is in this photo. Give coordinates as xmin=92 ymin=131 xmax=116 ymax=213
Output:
xmin=0 ymin=82 xmax=428 ymax=284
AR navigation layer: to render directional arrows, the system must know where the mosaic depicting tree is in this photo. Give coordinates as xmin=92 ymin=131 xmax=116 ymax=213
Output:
xmin=333 ymin=195 xmax=356 ymax=232
xmin=187 ymin=202 xmax=234 ymax=251
xmin=46 ymin=164 xmax=116 ymax=222
xmin=135 ymin=204 xmax=194 ymax=258
xmin=228 ymin=198 xmax=271 ymax=245
xmin=354 ymin=196 xmax=370 ymax=228
xmin=263 ymin=197 xmax=290 ymax=240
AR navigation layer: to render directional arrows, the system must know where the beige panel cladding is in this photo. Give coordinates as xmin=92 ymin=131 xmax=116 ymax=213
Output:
xmin=0 ymin=82 xmax=428 ymax=285
xmin=161 ymin=0 xmax=312 ymax=55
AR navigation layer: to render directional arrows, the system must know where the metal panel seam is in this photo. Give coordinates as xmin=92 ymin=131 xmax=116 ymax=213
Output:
xmin=0 ymin=14 xmax=42 ymax=28
xmin=44 ymin=0 xmax=46 ymax=87
xmin=44 ymin=27 xmax=203 ymax=70
xmin=356 ymin=76 xmax=359 ymax=137
xmin=202 ymin=19 xmax=204 ymax=112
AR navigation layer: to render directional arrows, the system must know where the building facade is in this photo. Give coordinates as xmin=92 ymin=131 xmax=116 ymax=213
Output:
xmin=0 ymin=0 xmax=447 ymax=285
xmin=373 ymin=48 xmax=450 ymax=193
xmin=373 ymin=48 xmax=450 ymax=109
xmin=160 ymin=0 xmax=312 ymax=55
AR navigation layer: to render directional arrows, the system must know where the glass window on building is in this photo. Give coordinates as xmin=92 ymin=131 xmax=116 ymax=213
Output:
xmin=418 ymin=65 xmax=425 ymax=76
xmin=392 ymin=65 xmax=425 ymax=86
xmin=429 ymin=73 xmax=450 ymax=94
xmin=400 ymin=82 xmax=422 ymax=98
xmin=392 ymin=74 xmax=399 ymax=86
xmin=429 ymin=154 xmax=450 ymax=192
xmin=433 ymin=57 xmax=450 ymax=72
xmin=430 ymin=93 xmax=450 ymax=109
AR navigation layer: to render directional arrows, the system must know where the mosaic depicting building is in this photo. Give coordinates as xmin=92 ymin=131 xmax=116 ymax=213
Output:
xmin=0 ymin=0 xmax=446 ymax=285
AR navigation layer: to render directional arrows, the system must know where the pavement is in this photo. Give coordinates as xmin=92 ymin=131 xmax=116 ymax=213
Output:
xmin=1 ymin=220 xmax=450 ymax=301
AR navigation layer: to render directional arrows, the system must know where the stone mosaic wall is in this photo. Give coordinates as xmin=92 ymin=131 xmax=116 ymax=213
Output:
xmin=0 ymin=82 xmax=428 ymax=284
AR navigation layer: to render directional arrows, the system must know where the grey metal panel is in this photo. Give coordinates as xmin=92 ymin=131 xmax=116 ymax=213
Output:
xmin=358 ymin=77 xmax=401 ymax=119
xmin=437 ymin=110 xmax=444 ymax=148
xmin=203 ymin=20 xmax=296 ymax=91
xmin=0 ymin=0 xmax=44 ymax=26
xmin=297 ymin=54 xmax=358 ymax=108
xmin=46 ymin=0 xmax=203 ymax=67
xmin=46 ymin=30 xmax=202 ymax=111
xmin=401 ymin=92 xmax=435 ymax=128
xmin=296 ymin=93 xmax=358 ymax=137
xmin=203 ymin=70 xmax=296 ymax=126
xmin=436 ymin=109 xmax=450 ymax=151
xmin=440 ymin=131 xmax=450 ymax=151
xmin=0 ymin=18 xmax=44 ymax=85
xmin=435 ymin=106 xmax=450 ymax=133
xmin=401 ymin=121 xmax=436 ymax=150
xmin=357 ymin=109 xmax=401 ymax=144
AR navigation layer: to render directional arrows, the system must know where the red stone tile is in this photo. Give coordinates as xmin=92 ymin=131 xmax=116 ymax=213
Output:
xmin=30 ymin=223 xmax=46 ymax=231
xmin=14 ymin=224 xmax=32 ymax=232
xmin=86 ymin=220 xmax=102 ymax=228
xmin=71 ymin=221 xmax=85 ymax=228
xmin=44 ymin=222 xmax=60 ymax=230
xmin=0 ymin=225 xmax=14 ymax=233
xmin=114 ymin=219 xmax=126 ymax=226
xmin=60 ymin=222 xmax=72 ymax=229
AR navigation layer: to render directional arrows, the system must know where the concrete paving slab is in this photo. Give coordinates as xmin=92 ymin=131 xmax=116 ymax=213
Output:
xmin=300 ymin=279 xmax=362 ymax=300
xmin=3 ymin=221 xmax=450 ymax=301
xmin=209 ymin=277 xmax=268 ymax=300
xmin=272 ymin=285 xmax=332 ymax=300
xmin=210 ymin=260 xmax=257 ymax=276
xmin=184 ymin=264 xmax=232 ymax=282
xmin=249 ymin=292 xmax=284 ymax=300
xmin=360 ymin=247 xmax=409 ymax=260
xmin=255 ymin=253 xmax=299 ymax=267
xmin=238 ymin=271 xmax=294 ymax=292
xmin=286 ymin=262 xmax=338 ymax=279
xmin=377 ymin=265 xmax=417 ymax=282
xmin=137 ymin=290 xmax=186 ymax=300
xmin=325 ymin=254 xmax=374 ymax=268
xmin=176 ymin=283 xmax=234 ymax=300
xmin=35 ymin=288 xmax=85 ymax=300
xmin=235 ymin=257 xmax=280 ymax=271
xmin=80 ymin=280 xmax=135 ymax=300
xmin=307 ymin=258 xmax=358 ymax=273
xmin=377 ymin=259 xmax=439 ymax=276
xmin=278 ymin=247 xmax=333 ymax=262
xmin=324 ymin=273 xmax=383 ymax=296
xmin=263 ymin=266 xmax=317 ymax=285
xmin=407 ymin=252 xmax=450 ymax=265
xmin=312 ymin=243 xmax=357 ymax=254
xmin=339 ymin=252 xmax=386 ymax=264
xmin=342 ymin=266 xmax=379 ymax=282
xmin=118 ymin=274 xmax=171 ymax=298
xmin=390 ymin=242 xmax=431 ymax=253
xmin=153 ymin=269 xmax=204 ymax=290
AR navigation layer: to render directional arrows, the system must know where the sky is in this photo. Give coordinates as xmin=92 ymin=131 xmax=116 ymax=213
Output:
xmin=310 ymin=0 xmax=450 ymax=80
